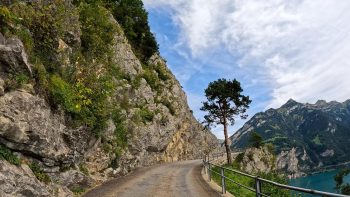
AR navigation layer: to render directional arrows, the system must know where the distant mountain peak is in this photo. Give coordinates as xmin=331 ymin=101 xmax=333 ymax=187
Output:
xmin=315 ymin=99 xmax=327 ymax=105
xmin=282 ymin=98 xmax=299 ymax=107
xmin=286 ymin=98 xmax=297 ymax=103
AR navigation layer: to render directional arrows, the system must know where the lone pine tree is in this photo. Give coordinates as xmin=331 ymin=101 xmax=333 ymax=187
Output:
xmin=201 ymin=78 xmax=251 ymax=164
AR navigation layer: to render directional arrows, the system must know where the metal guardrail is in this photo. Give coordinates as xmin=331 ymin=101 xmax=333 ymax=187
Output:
xmin=204 ymin=150 xmax=243 ymax=162
xmin=203 ymin=160 xmax=350 ymax=197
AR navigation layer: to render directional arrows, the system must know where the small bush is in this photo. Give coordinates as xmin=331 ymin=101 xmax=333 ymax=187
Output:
xmin=112 ymin=108 xmax=127 ymax=148
xmin=49 ymin=75 xmax=79 ymax=113
xmin=0 ymin=145 xmax=21 ymax=165
xmin=70 ymin=186 xmax=86 ymax=195
xmin=138 ymin=107 xmax=154 ymax=123
xmin=5 ymin=72 xmax=30 ymax=90
xmin=143 ymin=67 xmax=161 ymax=92
xmin=15 ymin=73 xmax=30 ymax=86
xmin=29 ymin=162 xmax=51 ymax=184
xmin=265 ymin=143 xmax=275 ymax=153
xmin=33 ymin=63 xmax=49 ymax=95
xmin=153 ymin=63 xmax=169 ymax=81
xmin=235 ymin=152 xmax=245 ymax=164
xmin=131 ymin=75 xmax=142 ymax=89
xmin=249 ymin=131 xmax=263 ymax=148
xmin=162 ymin=100 xmax=176 ymax=116
xmin=79 ymin=163 xmax=89 ymax=175
xmin=0 ymin=6 xmax=16 ymax=33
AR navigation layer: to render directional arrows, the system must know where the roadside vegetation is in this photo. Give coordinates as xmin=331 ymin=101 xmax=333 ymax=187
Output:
xmin=210 ymin=164 xmax=290 ymax=197
xmin=210 ymin=132 xmax=290 ymax=196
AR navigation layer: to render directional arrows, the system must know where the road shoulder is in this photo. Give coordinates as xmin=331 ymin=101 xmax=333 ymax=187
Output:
xmin=200 ymin=164 xmax=235 ymax=197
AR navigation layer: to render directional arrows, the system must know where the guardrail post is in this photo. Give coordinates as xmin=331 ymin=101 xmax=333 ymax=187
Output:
xmin=202 ymin=161 xmax=205 ymax=174
xmin=255 ymin=177 xmax=262 ymax=197
xmin=221 ymin=167 xmax=226 ymax=194
xmin=208 ymin=163 xmax=212 ymax=182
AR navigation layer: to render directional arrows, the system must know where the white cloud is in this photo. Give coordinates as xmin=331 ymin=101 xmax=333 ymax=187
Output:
xmin=144 ymin=0 xmax=350 ymax=108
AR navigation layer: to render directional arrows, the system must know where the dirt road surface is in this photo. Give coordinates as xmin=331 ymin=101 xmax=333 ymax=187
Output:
xmin=83 ymin=160 xmax=221 ymax=197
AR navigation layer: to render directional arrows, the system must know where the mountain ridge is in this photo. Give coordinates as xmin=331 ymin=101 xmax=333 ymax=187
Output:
xmin=230 ymin=98 xmax=350 ymax=176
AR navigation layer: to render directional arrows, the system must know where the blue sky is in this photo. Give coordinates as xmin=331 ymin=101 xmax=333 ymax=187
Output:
xmin=143 ymin=0 xmax=350 ymax=139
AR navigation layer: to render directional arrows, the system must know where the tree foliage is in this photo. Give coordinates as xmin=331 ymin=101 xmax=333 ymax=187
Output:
xmin=249 ymin=131 xmax=263 ymax=148
xmin=201 ymin=78 xmax=251 ymax=127
xmin=111 ymin=0 xmax=158 ymax=61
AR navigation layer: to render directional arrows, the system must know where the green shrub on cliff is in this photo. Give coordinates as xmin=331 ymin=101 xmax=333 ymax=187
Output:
xmin=49 ymin=75 xmax=80 ymax=113
xmin=78 ymin=2 xmax=117 ymax=59
xmin=29 ymin=162 xmax=51 ymax=184
xmin=10 ymin=1 xmax=78 ymax=70
xmin=0 ymin=145 xmax=21 ymax=165
xmin=138 ymin=107 xmax=154 ymax=123
xmin=0 ymin=6 xmax=16 ymax=33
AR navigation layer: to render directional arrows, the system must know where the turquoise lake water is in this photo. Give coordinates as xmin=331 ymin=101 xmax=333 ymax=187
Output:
xmin=289 ymin=167 xmax=350 ymax=196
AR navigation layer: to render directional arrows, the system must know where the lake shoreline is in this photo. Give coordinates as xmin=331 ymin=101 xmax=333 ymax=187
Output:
xmin=289 ymin=161 xmax=350 ymax=179
xmin=307 ymin=161 xmax=350 ymax=176
xmin=289 ymin=165 xmax=350 ymax=195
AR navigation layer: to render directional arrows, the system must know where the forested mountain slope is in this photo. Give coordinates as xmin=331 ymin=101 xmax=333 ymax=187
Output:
xmin=230 ymin=99 xmax=350 ymax=176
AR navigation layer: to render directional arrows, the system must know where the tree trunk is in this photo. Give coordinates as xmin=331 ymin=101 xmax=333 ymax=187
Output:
xmin=223 ymin=120 xmax=232 ymax=164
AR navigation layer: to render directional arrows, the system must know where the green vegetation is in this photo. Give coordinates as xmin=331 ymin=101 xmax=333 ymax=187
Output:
xmin=29 ymin=162 xmax=51 ymax=184
xmin=111 ymin=0 xmax=158 ymax=61
xmin=78 ymin=2 xmax=117 ymax=59
xmin=142 ymin=64 xmax=165 ymax=93
xmin=265 ymin=143 xmax=275 ymax=154
xmin=70 ymin=186 xmax=86 ymax=195
xmin=249 ymin=132 xmax=264 ymax=148
xmin=263 ymin=135 xmax=288 ymax=143
xmin=0 ymin=6 xmax=18 ymax=34
xmin=138 ymin=107 xmax=154 ymax=123
xmin=152 ymin=63 xmax=170 ymax=81
xmin=5 ymin=72 xmax=30 ymax=91
xmin=334 ymin=168 xmax=350 ymax=195
xmin=211 ymin=165 xmax=290 ymax=197
xmin=79 ymin=163 xmax=89 ymax=175
xmin=235 ymin=152 xmax=245 ymax=163
xmin=201 ymin=78 xmax=251 ymax=164
xmin=0 ymin=145 xmax=21 ymax=165
xmin=49 ymin=75 xmax=81 ymax=113
xmin=2 ymin=0 xmax=127 ymax=138
xmin=102 ymin=107 xmax=128 ymax=167
xmin=9 ymin=1 xmax=77 ymax=69
xmin=312 ymin=135 xmax=321 ymax=145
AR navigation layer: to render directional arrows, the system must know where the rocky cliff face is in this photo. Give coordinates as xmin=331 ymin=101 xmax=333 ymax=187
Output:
xmin=0 ymin=1 xmax=216 ymax=196
xmin=237 ymin=147 xmax=275 ymax=174
xmin=230 ymin=99 xmax=350 ymax=177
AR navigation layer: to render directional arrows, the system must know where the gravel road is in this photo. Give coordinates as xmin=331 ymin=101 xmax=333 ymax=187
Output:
xmin=83 ymin=160 xmax=221 ymax=197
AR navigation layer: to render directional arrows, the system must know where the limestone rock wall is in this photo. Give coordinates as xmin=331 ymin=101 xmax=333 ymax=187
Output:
xmin=0 ymin=2 xmax=217 ymax=196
